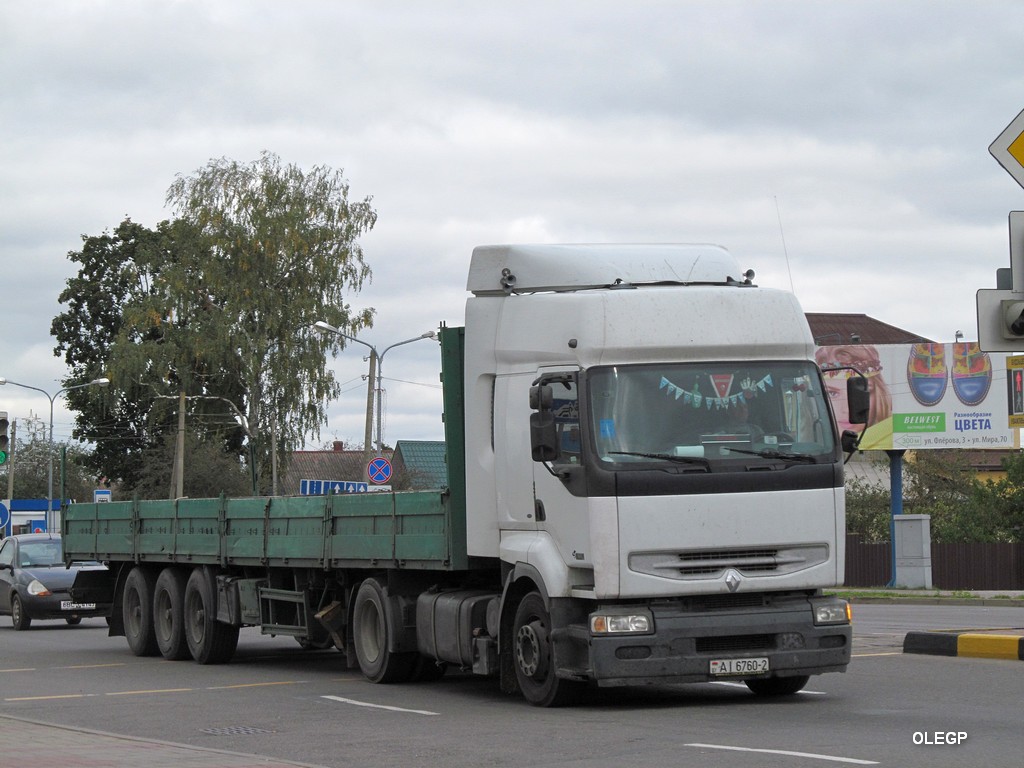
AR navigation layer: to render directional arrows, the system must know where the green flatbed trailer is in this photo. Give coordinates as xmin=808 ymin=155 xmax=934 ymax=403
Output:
xmin=62 ymin=326 xmax=488 ymax=674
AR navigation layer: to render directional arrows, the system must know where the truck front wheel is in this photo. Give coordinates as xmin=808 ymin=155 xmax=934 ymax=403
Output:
xmin=352 ymin=578 xmax=416 ymax=683
xmin=183 ymin=568 xmax=239 ymax=664
xmin=512 ymin=592 xmax=583 ymax=707
xmin=123 ymin=567 xmax=159 ymax=656
xmin=745 ymin=675 xmax=810 ymax=696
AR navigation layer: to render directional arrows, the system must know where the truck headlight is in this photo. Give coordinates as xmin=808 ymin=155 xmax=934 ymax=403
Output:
xmin=812 ymin=598 xmax=851 ymax=625
xmin=590 ymin=611 xmax=653 ymax=634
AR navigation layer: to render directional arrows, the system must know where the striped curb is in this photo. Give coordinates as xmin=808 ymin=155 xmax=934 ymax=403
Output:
xmin=903 ymin=631 xmax=1024 ymax=660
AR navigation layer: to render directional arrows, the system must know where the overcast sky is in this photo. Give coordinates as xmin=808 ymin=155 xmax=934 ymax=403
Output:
xmin=3 ymin=0 xmax=1024 ymax=452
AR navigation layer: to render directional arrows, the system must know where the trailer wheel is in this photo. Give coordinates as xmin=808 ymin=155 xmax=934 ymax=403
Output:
xmin=123 ymin=567 xmax=159 ymax=656
xmin=153 ymin=568 xmax=191 ymax=660
xmin=512 ymin=592 xmax=582 ymax=707
xmin=744 ymin=675 xmax=810 ymax=696
xmin=352 ymin=578 xmax=416 ymax=683
xmin=183 ymin=568 xmax=239 ymax=665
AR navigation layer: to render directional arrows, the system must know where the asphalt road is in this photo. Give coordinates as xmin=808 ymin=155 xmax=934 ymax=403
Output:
xmin=0 ymin=602 xmax=1021 ymax=768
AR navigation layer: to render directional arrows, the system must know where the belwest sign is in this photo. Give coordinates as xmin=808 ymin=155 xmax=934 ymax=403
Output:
xmin=817 ymin=342 xmax=1016 ymax=451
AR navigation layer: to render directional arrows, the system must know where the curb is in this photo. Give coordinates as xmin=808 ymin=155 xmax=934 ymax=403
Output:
xmin=903 ymin=631 xmax=1024 ymax=660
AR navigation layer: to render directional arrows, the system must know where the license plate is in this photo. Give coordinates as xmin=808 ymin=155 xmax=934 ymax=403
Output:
xmin=61 ymin=601 xmax=96 ymax=611
xmin=710 ymin=657 xmax=769 ymax=676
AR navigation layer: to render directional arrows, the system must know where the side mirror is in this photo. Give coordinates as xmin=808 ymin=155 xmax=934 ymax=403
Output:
xmin=530 ymin=412 xmax=560 ymax=462
xmin=529 ymin=384 xmax=553 ymax=411
xmin=841 ymin=429 xmax=861 ymax=453
xmin=846 ymin=377 xmax=870 ymax=425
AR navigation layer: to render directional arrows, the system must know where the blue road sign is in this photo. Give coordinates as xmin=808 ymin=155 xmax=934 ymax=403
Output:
xmin=300 ymin=479 xmax=369 ymax=495
xmin=0 ymin=501 xmax=10 ymax=532
xmin=367 ymin=457 xmax=393 ymax=484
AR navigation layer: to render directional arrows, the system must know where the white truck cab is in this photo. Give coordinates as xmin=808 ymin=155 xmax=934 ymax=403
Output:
xmin=463 ymin=244 xmax=853 ymax=705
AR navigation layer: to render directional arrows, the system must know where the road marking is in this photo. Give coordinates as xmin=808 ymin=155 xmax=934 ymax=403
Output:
xmin=3 ymin=679 xmax=311 ymax=703
xmin=708 ymin=681 xmax=827 ymax=695
xmin=64 ymin=663 xmax=127 ymax=670
xmin=687 ymin=743 xmax=878 ymax=765
xmin=853 ymin=651 xmax=901 ymax=657
xmin=322 ymin=695 xmax=439 ymax=715
xmin=206 ymin=681 xmax=304 ymax=690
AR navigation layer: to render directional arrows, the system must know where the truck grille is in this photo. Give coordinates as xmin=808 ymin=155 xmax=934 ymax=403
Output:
xmin=696 ymin=634 xmax=775 ymax=653
xmin=629 ymin=544 xmax=828 ymax=581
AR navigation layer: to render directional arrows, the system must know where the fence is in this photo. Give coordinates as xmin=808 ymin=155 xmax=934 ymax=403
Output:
xmin=845 ymin=535 xmax=1024 ymax=591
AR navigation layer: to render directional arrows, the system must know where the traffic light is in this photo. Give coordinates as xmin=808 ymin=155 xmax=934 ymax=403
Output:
xmin=0 ymin=411 xmax=8 ymax=466
xmin=1004 ymin=299 xmax=1024 ymax=338
xmin=977 ymin=289 xmax=1024 ymax=351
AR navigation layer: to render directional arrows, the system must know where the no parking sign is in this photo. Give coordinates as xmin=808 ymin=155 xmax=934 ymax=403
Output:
xmin=367 ymin=457 xmax=392 ymax=484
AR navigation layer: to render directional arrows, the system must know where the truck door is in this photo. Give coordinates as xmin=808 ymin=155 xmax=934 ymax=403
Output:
xmin=531 ymin=369 xmax=593 ymax=573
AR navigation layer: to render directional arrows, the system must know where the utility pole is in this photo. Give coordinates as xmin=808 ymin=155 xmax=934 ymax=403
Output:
xmin=170 ymin=390 xmax=186 ymax=499
xmin=271 ymin=417 xmax=278 ymax=496
xmin=5 ymin=419 xmax=14 ymax=500
xmin=363 ymin=351 xmax=377 ymax=479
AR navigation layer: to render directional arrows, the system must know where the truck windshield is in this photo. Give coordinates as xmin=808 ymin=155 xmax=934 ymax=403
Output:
xmin=588 ymin=362 xmax=835 ymax=468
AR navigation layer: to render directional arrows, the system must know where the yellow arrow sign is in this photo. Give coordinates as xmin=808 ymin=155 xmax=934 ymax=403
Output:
xmin=991 ymin=108 xmax=1024 ymax=189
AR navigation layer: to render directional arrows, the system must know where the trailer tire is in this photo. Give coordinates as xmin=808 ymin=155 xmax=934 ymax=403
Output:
xmin=184 ymin=568 xmax=239 ymax=665
xmin=352 ymin=578 xmax=416 ymax=683
xmin=123 ymin=567 xmax=159 ymax=656
xmin=512 ymin=592 xmax=583 ymax=707
xmin=153 ymin=568 xmax=191 ymax=660
xmin=744 ymin=675 xmax=810 ymax=697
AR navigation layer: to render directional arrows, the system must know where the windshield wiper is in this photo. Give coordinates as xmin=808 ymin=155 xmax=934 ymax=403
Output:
xmin=720 ymin=447 xmax=819 ymax=464
xmin=609 ymin=451 xmax=711 ymax=469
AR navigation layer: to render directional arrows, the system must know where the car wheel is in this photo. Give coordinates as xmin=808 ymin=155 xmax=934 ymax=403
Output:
xmin=11 ymin=594 xmax=32 ymax=631
xmin=65 ymin=617 xmax=83 ymax=626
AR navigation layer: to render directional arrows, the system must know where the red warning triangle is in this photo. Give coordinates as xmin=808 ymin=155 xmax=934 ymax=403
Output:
xmin=709 ymin=374 xmax=734 ymax=399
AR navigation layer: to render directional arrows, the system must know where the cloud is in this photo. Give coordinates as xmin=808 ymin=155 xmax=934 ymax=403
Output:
xmin=3 ymin=0 xmax=1024 ymax=446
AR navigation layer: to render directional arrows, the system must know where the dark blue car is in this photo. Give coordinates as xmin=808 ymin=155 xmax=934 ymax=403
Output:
xmin=0 ymin=533 xmax=109 ymax=630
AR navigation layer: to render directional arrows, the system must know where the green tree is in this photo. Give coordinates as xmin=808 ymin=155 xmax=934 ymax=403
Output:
xmin=52 ymin=218 xmax=202 ymax=490
xmin=845 ymin=450 xmax=1011 ymax=543
xmin=845 ymin=474 xmax=891 ymax=542
xmin=0 ymin=414 xmax=97 ymax=503
xmin=161 ymin=151 xmax=377 ymax=491
xmin=53 ymin=154 xmax=377 ymax=497
xmin=129 ymin=430 xmax=251 ymax=500
xmin=901 ymin=450 xmax=995 ymax=543
xmin=969 ymin=451 xmax=1024 ymax=542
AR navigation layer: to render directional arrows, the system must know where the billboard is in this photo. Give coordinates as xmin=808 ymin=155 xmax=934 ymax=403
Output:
xmin=817 ymin=342 xmax=1016 ymax=451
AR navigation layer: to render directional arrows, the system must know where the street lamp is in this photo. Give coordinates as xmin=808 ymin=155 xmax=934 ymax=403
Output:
xmin=0 ymin=376 xmax=110 ymax=532
xmin=373 ymin=332 xmax=438 ymax=456
xmin=313 ymin=322 xmax=437 ymax=462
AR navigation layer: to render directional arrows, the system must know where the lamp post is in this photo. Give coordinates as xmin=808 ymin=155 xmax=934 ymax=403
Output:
xmin=313 ymin=323 xmax=437 ymax=466
xmin=0 ymin=376 xmax=110 ymax=532
xmin=373 ymin=332 xmax=438 ymax=456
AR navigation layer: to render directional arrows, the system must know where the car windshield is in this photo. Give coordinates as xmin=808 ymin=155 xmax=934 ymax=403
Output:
xmin=19 ymin=541 xmax=63 ymax=567
xmin=588 ymin=361 xmax=836 ymax=467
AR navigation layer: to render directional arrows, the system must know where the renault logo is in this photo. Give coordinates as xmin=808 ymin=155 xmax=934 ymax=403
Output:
xmin=725 ymin=569 xmax=742 ymax=592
